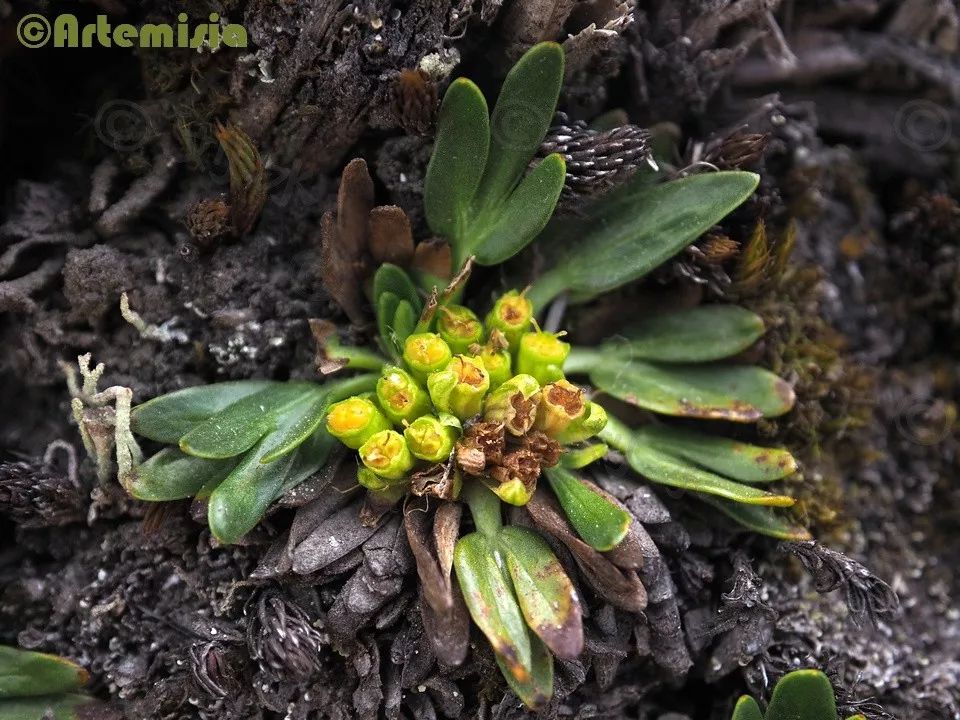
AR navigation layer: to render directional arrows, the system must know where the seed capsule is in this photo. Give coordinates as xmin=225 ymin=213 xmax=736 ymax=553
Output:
xmin=517 ymin=331 xmax=570 ymax=385
xmin=427 ymin=355 xmax=490 ymax=420
xmin=326 ymin=397 xmax=392 ymax=449
xmin=403 ymin=332 xmax=453 ymax=383
xmin=484 ymin=290 xmax=533 ymax=350
xmin=376 ymin=366 xmax=432 ymax=425
xmin=437 ymin=305 xmax=484 ymax=355
xmin=489 ymin=449 xmax=540 ymax=506
xmin=554 ymin=402 xmax=608 ymax=444
xmin=534 ymin=380 xmax=585 ymax=437
xmin=359 ymin=429 xmax=415 ymax=480
xmin=473 ymin=330 xmax=512 ymax=390
xmin=404 ymin=415 xmax=459 ymax=462
xmin=358 ymin=466 xmax=392 ymax=491
xmin=482 ymin=374 xmax=541 ymax=436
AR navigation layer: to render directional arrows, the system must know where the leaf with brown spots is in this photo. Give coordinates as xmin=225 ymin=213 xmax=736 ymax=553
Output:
xmin=496 ymin=525 xmax=583 ymax=659
xmin=214 ymin=121 xmax=267 ymax=236
xmin=589 ymin=360 xmax=795 ymax=421
xmin=524 ymin=489 xmax=647 ymax=613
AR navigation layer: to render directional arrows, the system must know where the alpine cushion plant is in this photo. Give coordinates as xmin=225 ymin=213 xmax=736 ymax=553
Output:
xmin=94 ymin=42 xmax=812 ymax=709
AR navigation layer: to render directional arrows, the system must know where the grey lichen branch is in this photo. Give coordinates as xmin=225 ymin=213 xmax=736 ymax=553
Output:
xmin=61 ymin=353 xmax=142 ymax=487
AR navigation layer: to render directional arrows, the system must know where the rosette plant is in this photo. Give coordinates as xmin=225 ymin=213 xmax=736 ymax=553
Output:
xmin=97 ymin=42 xmax=810 ymax=708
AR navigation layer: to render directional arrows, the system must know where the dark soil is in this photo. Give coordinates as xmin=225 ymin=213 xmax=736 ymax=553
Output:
xmin=1 ymin=1 xmax=959 ymax=719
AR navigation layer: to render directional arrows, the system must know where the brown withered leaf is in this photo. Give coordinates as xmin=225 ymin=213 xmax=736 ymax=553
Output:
xmin=369 ymin=206 xmax=415 ymax=267
xmin=525 ymin=489 xmax=647 ymax=613
xmin=393 ymin=68 xmax=439 ymax=135
xmin=320 ymin=158 xmax=375 ymax=324
xmin=411 ymin=239 xmax=452 ymax=283
xmin=214 ymin=121 xmax=267 ymax=236
xmin=309 ymin=318 xmax=348 ymax=375
xmin=410 ymin=463 xmax=460 ymax=500
xmin=404 ymin=499 xmax=469 ymax=666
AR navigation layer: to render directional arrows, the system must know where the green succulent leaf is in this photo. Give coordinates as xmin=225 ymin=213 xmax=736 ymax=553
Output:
xmin=730 ymin=696 xmax=764 ymax=720
xmin=454 ymin=532 xmax=533 ymax=679
xmin=588 ymin=360 xmax=795 ymax=422
xmin=559 ymin=443 xmax=609 ymax=469
xmin=178 ymin=382 xmax=316 ymax=459
xmin=124 ymin=447 xmax=237 ymax=502
xmin=392 ymin=300 xmax=418 ymax=350
xmin=475 ymin=42 xmax=565 ymax=209
xmin=373 ymin=263 xmax=422 ymax=314
xmin=424 ymin=78 xmax=489 ymax=242
xmin=473 ymin=153 xmax=566 ymax=265
xmin=622 ymin=433 xmax=795 ymax=507
xmin=130 ymin=380 xmax=275 ymax=443
xmin=496 ymin=526 xmax=583 ymax=660
xmin=0 ymin=694 xmax=95 ymax=720
xmin=702 ymin=496 xmax=811 ymax=541
xmin=377 ymin=291 xmax=401 ymax=357
xmin=527 ymin=171 xmax=760 ymax=309
xmin=766 ymin=670 xmax=838 ymax=720
xmin=259 ymin=387 xmax=330 ymax=464
xmin=0 ymin=646 xmax=88 ymax=699
xmin=635 ymin=425 xmax=797 ymax=483
xmin=544 ymin=465 xmax=630 ymax=551
xmin=606 ymin=306 xmax=766 ymax=362
xmin=494 ymin=633 xmax=554 ymax=710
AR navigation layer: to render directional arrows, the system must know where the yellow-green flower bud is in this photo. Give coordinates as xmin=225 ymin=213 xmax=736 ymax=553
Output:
xmin=474 ymin=330 xmax=512 ymax=390
xmin=534 ymin=380 xmax=585 ymax=438
xmin=358 ymin=466 xmax=392 ymax=491
xmin=359 ymin=429 xmax=415 ymax=480
xmin=554 ymin=402 xmax=608 ymax=444
xmin=485 ymin=290 xmax=533 ymax=350
xmin=427 ymin=355 xmax=490 ymax=420
xmin=376 ymin=366 xmax=432 ymax=425
xmin=482 ymin=374 xmax=541 ymax=436
xmin=517 ymin=331 xmax=570 ymax=385
xmin=403 ymin=415 xmax=458 ymax=462
xmin=403 ymin=333 xmax=453 ymax=383
xmin=326 ymin=397 xmax=392 ymax=449
xmin=437 ymin=305 xmax=483 ymax=355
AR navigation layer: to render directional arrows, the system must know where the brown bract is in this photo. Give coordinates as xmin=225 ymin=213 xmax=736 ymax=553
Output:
xmin=214 ymin=121 xmax=267 ymax=237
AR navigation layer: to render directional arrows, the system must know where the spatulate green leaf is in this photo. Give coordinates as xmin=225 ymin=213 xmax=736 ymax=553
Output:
xmin=527 ymin=171 xmax=760 ymax=309
xmin=424 ymin=79 xmax=489 ymax=242
xmin=373 ymin=264 xmax=422 ymax=314
xmin=730 ymin=696 xmax=764 ymax=720
xmin=0 ymin=646 xmax=88 ymax=698
xmin=377 ymin=291 xmax=401 ymax=357
xmin=392 ymin=300 xmax=418 ymax=349
xmin=454 ymin=532 xmax=532 ymax=676
xmin=765 ymin=670 xmax=838 ymax=720
xmin=0 ymin=694 xmax=95 ymax=720
xmin=124 ymin=447 xmax=237 ymax=501
xmin=178 ymin=383 xmax=315 ymax=459
xmin=544 ymin=466 xmax=630 ymax=551
xmin=607 ymin=306 xmax=766 ymax=362
xmin=473 ymin=153 xmax=566 ymax=265
xmin=625 ymin=436 xmax=795 ymax=507
xmin=130 ymin=380 xmax=275 ymax=443
xmin=496 ymin=526 xmax=583 ymax=659
xmin=589 ymin=360 xmax=795 ymax=422
xmin=475 ymin=42 xmax=564 ymax=209
xmin=701 ymin=496 xmax=811 ymax=540
xmin=636 ymin=425 xmax=797 ymax=483
xmin=259 ymin=387 xmax=329 ymax=463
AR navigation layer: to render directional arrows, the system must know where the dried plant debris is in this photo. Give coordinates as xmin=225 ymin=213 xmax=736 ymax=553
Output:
xmin=0 ymin=448 xmax=87 ymax=529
